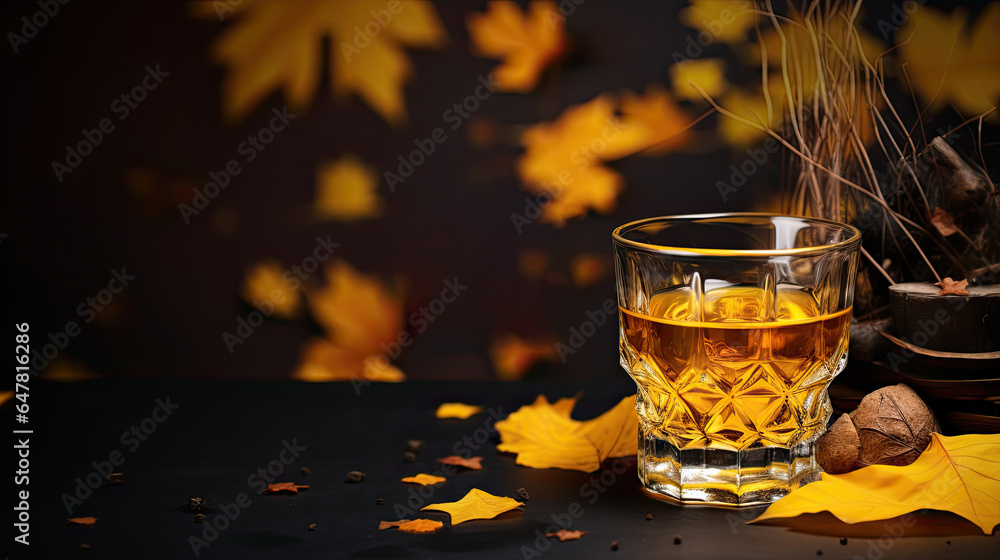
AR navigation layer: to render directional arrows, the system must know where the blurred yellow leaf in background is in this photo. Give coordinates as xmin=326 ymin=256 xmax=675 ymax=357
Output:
xmin=670 ymin=58 xmax=729 ymax=101
xmin=517 ymin=86 xmax=692 ymax=226
xmin=899 ymin=4 xmax=1000 ymax=117
xmin=489 ymin=334 xmax=558 ymax=381
xmin=495 ymin=394 xmax=637 ymax=471
xmin=192 ymin=0 xmax=447 ymax=124
xmin=241 ymin=260 xmax=301 ymax=319
xmin=315 ymin=154 xmax=383 ymax=222
xmin=569 ymin=253 xmax=609 ymax=288
xmin=294 ymin=260 xmax=405 ymax=382
xmin=679 ymin=0 xmax=756 ymax=45
xmin=421 ymin=488 xmax=524 ymax=525
xmin=467 ymin=1 xmax=567 ymax=92
xmin=752 ymin=433 xmax=1000 ymax=534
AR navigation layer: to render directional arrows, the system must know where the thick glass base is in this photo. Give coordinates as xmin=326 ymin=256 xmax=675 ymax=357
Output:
xmin=638 ymin=428 xmax=821 ymax=506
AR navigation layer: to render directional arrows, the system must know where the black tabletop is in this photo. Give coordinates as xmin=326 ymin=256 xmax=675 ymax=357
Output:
xmin=11 ymin=379 xmax=998 ymax=559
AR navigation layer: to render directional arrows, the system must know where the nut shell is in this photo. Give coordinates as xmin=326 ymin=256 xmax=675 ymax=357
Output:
xmin=850 ymin=384 xmax=940 ymax=468
xmin=816 ymin=413 xmax=860 ymax=474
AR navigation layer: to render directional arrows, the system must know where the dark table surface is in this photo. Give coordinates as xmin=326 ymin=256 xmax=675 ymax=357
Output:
xmin=10 ymin=379 xmax=999 ymax=559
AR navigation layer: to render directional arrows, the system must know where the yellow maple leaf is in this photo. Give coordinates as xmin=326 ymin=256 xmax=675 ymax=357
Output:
xmin=488 ymin=334 xmax=558 ymax=381
xmin=517 ymin=86 xmax=692 ymax=226
xmin=421 ymin=488 xmax=524 ymax=525
xmin=752 ymin=433 xmax=1000 ymax=535
xmin=495 ymin=394 xmax=638 ymax=472
xmin=314 ymin=154 xmax=382 ymax=222
xmin=241 ymin=260 xmax=301 ymax=319
xmin=306 ymin=260 xmax=403 ymax=356
xmin=191 ymin=0 xmax=447 ymax=124
xmin=402 ymin=473 xmax=447 ymax=486
xmin=466 ymin=1 xmax=567 ymax=92
xmin=670 ymin=58 xmax=728 ymax=101
xmin=679 ymin=0 xmax=757 ymax=45
xmin=397 ymin=519 xmax=444 ymax=533
xmin=435 ymin=402 xmax=484 ymax=419
xmin=294 ymin=260 xmax=405 ymax=382
xmin=293 ymin=338 xmax=405 ymax=383
xmin=569 ymin=253 xmax=609 ymax=288
xmin=899 ymin=4 xmax=1000 ymax=117
xmin=717 ymin=86 xmax=784 ymax=147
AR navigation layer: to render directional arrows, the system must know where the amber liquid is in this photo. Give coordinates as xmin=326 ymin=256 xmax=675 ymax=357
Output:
xmin=620 ymin=286 xmax=850 ymax=451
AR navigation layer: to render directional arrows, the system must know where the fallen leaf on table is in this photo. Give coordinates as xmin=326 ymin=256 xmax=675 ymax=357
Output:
xmin=546 ymin=529 xmax=587 ymax=541
xmin=899 ymin=4 xmax=1000 ymax=117
xmin=421 ymin=488 xmax=524 ymax=525
xmin=314 ymin=154 xmax=382 ymax=222
xmin=437 ymin=456 xmax=484 ymax=470
xmin=435 ymin=402 xmax=483 ymax=419
xmin=466 ymin=1 xmax=567 ymax=92
xmin=190 ymin=0 xmax=447 ymax=125
xmin=517 ymin=86 xmax=692 ymax=226
xmin=241 ymin=260 xmax=301 ymax=319
xmin=935 ymin=277 xmax=970 ymax=296
xmin=265 ymin=482 xmax=309 ymax=494
xmin=293 ymin=260 xmax=406 ymax=383
xmin=397 ymin=519 xmax=444 ymax=533
xmin=402 ymin=473 xmax=447 ymax=486
xmin=489 ymin=334 xmax=558 ymax=381
xmin=496 ymin=394 xmax=638 ymax=472
xmin=751 ymin=433 xmax=1000 ymax=534
xmin=670 ymin=58 xmax=728 ymax=101
xmin=66 ymin=517 xmax=98 ymax=526
xmin=379 ymin=519 xmax=412 ymax=529
xmin=679 ymin=0 xmax=756 ymax=44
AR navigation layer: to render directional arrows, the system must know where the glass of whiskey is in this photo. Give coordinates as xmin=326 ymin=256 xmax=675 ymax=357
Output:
xmin=613 ymin=213 xmax=860 ymax=505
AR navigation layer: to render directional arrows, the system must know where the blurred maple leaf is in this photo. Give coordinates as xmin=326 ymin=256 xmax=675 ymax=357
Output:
xmin=670 ymin=58 xmax=729 ymax=101
xmin=191 ymin=0 xmax=447 ymax=124
xmin=466 ymin=1 xmax=567 ymax=92
xmin=379 ymin=519 xmax=444 ymax=533
xmin=679 ymin=0 xmax=756 ymax=44
xmin=569 ymin=253 xmax=609 ymax=288
xmin=437 ymin=455 xmax=484 ymax=470
xmin=899 ymin=4 xmax=1000 ymax=117
xmin=293 ymin=260 xmax=405 ymax=382
xmin=265 ymin=482 xmax=309 ymax=494
xmin=489 ymin=334 xmax=558 ymax=381
xmin=435 ymin=402 xmax=484 ymax=419
xmin=241 ymin=260 xmax=301 ymax=319
xmin=517 ymin=85 xmax=693 ymax=226
xmin=314 ymin=154 xmax=383 ymax=222
xmin=402 ymin=473 xmax=447 ymax=485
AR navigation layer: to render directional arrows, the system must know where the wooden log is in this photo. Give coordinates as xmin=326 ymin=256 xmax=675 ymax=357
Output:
xmin=888 ymin=282 xmax=1000 ymax=353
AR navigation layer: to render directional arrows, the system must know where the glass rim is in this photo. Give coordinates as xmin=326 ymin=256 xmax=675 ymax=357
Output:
xmin=612 ymin=212 xmax=862 ymax=257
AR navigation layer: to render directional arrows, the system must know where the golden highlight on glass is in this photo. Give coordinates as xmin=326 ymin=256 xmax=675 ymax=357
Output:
xmin=614 ymin=214 xmax=860 ymax=505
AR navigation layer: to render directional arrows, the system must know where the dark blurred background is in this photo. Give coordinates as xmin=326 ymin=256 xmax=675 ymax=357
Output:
xmin=3 ymin=0 xmax=996 ymax=381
